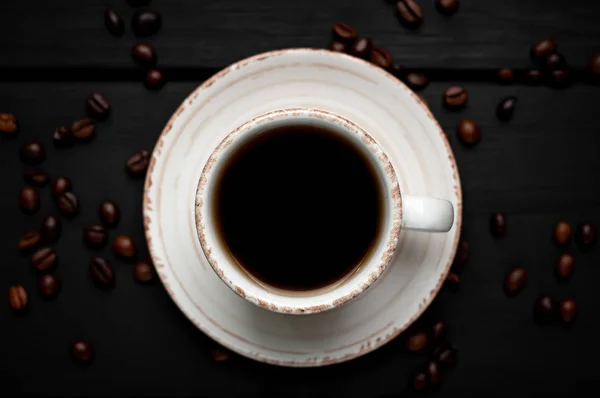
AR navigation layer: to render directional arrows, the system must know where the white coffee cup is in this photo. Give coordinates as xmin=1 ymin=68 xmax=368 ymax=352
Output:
xmin=195 ymin=108 xmax=454 ymax=315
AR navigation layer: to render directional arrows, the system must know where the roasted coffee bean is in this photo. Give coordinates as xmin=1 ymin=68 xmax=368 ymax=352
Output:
xmin=558 ymin=298 xmax=577 ymax=324
xmin=71 ymin=119 xmax=95 ymax=141
xmin=132 ymin=43 xmax=157 ymax=65
xmin=145 ymin=68 xmax=165 ymax=89
xmin=329 ymin=41 xmax=348 ymax=53
xmin=547 ymin=69 xmax=570 ymax=89
xmin=53 ymin=125 xmax=73 ymax=147
xmin=411 ymin=371 xmax=428 ymax=391
xmin=443 ymin=86 xmax=468 ymax=110
xmin=57 ymin=192 xmax=79 ymax=218
xmin=99 ymin=201 xmax=120 ymax=227
xmin=543 ymin=53 xmax=567 ymax=72
xmin=406 ymin=331 xmax=428 ymax=352
xmin=575 ymin=223 xmax=596 ymax=251
xmin=504 ymin=267 xmax=527 ymax=296
xmin=211 ymin=348 xmax=230 ymax=362
xmin=456 ymin=119 xmax=481 ymax=145
xmin=431 ymin=321 xmax=446 ymax=343
xmin=427 ymin=361 xmax=442 ymax=388
xmin=0 ymin=113 xmax=18 ymax=136
xmin=31 ymin=247 xmax=57 ymax=271
xmin=105 ymin=8 xmax=125 ymax=37
xmin=71 ymin=340 xmax=94 ymax=365
xmin=132 ymin=10 xmax=162 ymax=37
xmin=19 ymin=230 xmax=41 ymax=251
xmin=435 ymin=344 xmax=457 ymax=369
xmin=589 ymin=54 xmax=600 ymax=77
xmin=20 ymin=141 xmax=45 ymax=164
xmin=523 ymin=69 xmax=543 ymax=85
xmin=113 ymin=235 xmax=136 ymax=258
xmin=126 ymin=150 xmax=150 ymax=176
xmin=554 ymin=221 xmax=572 ymax=246
xmin=445 ymin=272 xmax=461 ymax=290
xmin=24 ymin=169 xmax=50 ymax=187
xmin=134 ymin=260 xmax=156 ymax=283
xmin=128 ymin=0 xmax=152 ymax=7
xmin=435 ymin=0 xmax=459 ymax=15
xmin=391 ymin=64 xmax=405 ymax=80
xmin=83 ymin=225 xmax=108 ymax=248
xmin=86 ymin=93 xmax=111 ymax=119
xmin=51 ymin=177 xmax=72 ymax=198
xmin=533 ymin=295 xmax=555 ymax=323
xmin=453 ymin=240 xmax=469 ymax=269
xmin=497 ymin=68 xmax=515 ymax=84
xmin=405 ymin=72 xmax=429 ymax=90
xmin=531 ymin=39 xmax=557 ymax=62
xmin=90 ymin=257 xmax=115 ymax=289
xmin=490 ymin=212 xmax=507 ymax=237
xmin=496 ymin=96 xmax=518 ymax=122
xmin=349 ymin=37 xmax=372 ymax=59
xmin=41 ymin=216 xmax=62 ymax=243
xmin=9 ymin=285 xmax=28 ymax=311
xmin=397 ymin=0 xmax=423 ymax=28
xmin=369 ymin=48 xmax=393 ymax=70
xmin=19 ymin=187 xmax=39 ymax=214
xmin=332 ymin=22 xmax=357 ymax=42
xmin=555 ymin=253 xmax=574 ymax=281
xmin=38 ymin=274 xmax=60 ymax=298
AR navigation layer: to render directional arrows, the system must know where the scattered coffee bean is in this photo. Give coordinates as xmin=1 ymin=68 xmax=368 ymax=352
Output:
xmin=71 ymin=340 xmax=94 ymax=365
xmin=349 ymin=37 xmax=372 ymax=59
xmin=53 ymin=125 xmax=73 ymax=147
xmin=24 ymin=169 xmax=50 ymax=187
xmin=497 ymin=68 xmax=515 ymax=84
xmin=113 ymin=235 xmax=136 ymax=258
xmin=575 ymin=223 xmax=596 ymax=251
xmin=456 ymin=119 xmax=481 ymax=145
xmin=405 ymin=72 xmax=429 ymax=90
xmin=71 ymin=119 xmax=95 ymax=141
xmin=588 ymin=54 xmax=600 ymax=77
xmin=443 ymin=86 xmax=468 ymax=110
xmin=51 ymin=177 xmax=72 ymax=198
xmin=99 ymin=201 xmax=120 ymax=227
xmin=132 ymin=43 xmax=157 ymax=65
xmin=20 ymin=141 xmax=45 ymax=164
xmin=38 ymin=274 xmax=60 ymax=299
xmin=554 ymin=221 xmax=572 ymax=246
xmin=332 ymin=22 xmax=357 ymax=42
xmin=128 ymin=0 xmax=152 ymax=6
xmin=431 ymin=321 xmax=446 ymax=343
xmin=8 ymin=285 xmax=28 ymax=311
xmin=496 ymin=96 xmax=518 ymax=122
xmin=0 ymin=113 xmax=18 ymax=136
xmin=132 ymin=10 xmax=162 ymax=37
xmin=435 ymin=344 xmax=457 ymax=369
xmin=57 ymin=192 xmax=79 ymax=218
xmin=126 ymin=150 xmax=150 ymax=176
xmin=531 ymin=39 xmax=557 ymax=62
xmin=19 ymin=230 xmax=41 ymax=251
xmin=83 ymin=225 xmax=108 ymax=248
xmin=524 ymin=69 xmax=543 ymax=85
xmin=86 ymin=93 xmax=111 ymax=119
xmin=548 ymin=69 xmax=570 ymax=89
xmin=504 ymin=267 xmax=527 ymax=296
xmin=211 ymin=348 xmax=230 ymax=362
xmin=90 ymin=257 xmax=115 ymax=289
xmin=134 ymin=260 xmax=156 ymax=283
xmin=533 ymin=295 xmax=555 ymax=323
xmin=19 ymin=187 xmax=39 ymax=214
xmin=369 ymin=48 xmax=393 ymax=70
xmin=543 ymin=53 xmax=567 ymax=71
xmin=391 ymin=64 xmax=405 ymax=80
xmin=31 ymin=247 xmax=57 ymax=272
xmin=41 ymin=216 xmax=62 ymax=243
xmin=329 ymin=41 xmax=348 ymax=53
xmin=406 ymin=331 xmax=428 ymax=352
xmin=435 ymin=0 xmax=459 ymax=15
xmin=555 ymin=253 xmax=574 ymax=281
xmin=445 ymin=272 xmax=461 ymax=290
xmin=490 ymin=212 xmax=507 ymax=237
xmin=558 ymin=298 xmax=577 ymax=324
xmin=145 ymin=68 xmax=165 ymax=89
xmin=411 ymin=371 xmax=428 ymax=391
xmin=453 ymin=240 xmax=469 ymax=269
xmin=397 ymin=0 xmax=423 ymax=28
xmin=105 ymin=8 xmax=125 ymax=37
xmin=427 ymin=361 xmax=442 ymax=388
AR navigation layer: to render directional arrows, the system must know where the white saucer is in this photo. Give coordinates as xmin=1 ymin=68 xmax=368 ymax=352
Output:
xmin=143 ymin=49 xmax=462 ymax=367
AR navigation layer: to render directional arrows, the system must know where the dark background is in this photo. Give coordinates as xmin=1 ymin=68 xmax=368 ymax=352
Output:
xmin=2 ymin=1 xmax=600 ymax=397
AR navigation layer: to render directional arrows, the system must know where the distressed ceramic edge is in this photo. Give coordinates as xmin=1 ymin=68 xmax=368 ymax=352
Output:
xmin=142 ymin=48 xmax=463 ymax=367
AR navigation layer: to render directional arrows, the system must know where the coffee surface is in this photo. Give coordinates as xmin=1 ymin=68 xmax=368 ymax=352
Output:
xmin=214 ymin=124 xmax=383 ymax=291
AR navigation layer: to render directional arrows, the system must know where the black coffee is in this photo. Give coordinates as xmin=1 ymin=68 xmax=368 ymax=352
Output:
xmin=213 ymin=124 xmax=384 ymax=291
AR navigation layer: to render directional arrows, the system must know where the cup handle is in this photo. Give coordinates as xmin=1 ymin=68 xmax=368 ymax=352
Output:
xmin=402 ymin=195 xmax=455 ymax=233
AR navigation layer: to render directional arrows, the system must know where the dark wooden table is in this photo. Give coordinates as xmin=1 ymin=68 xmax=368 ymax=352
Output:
xmin=2 ymin=1 xmax=600 ymax=397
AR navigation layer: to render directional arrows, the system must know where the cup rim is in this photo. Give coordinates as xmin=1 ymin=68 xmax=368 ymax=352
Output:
xmin=194 ymin=108 xmax=403 ymax=315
